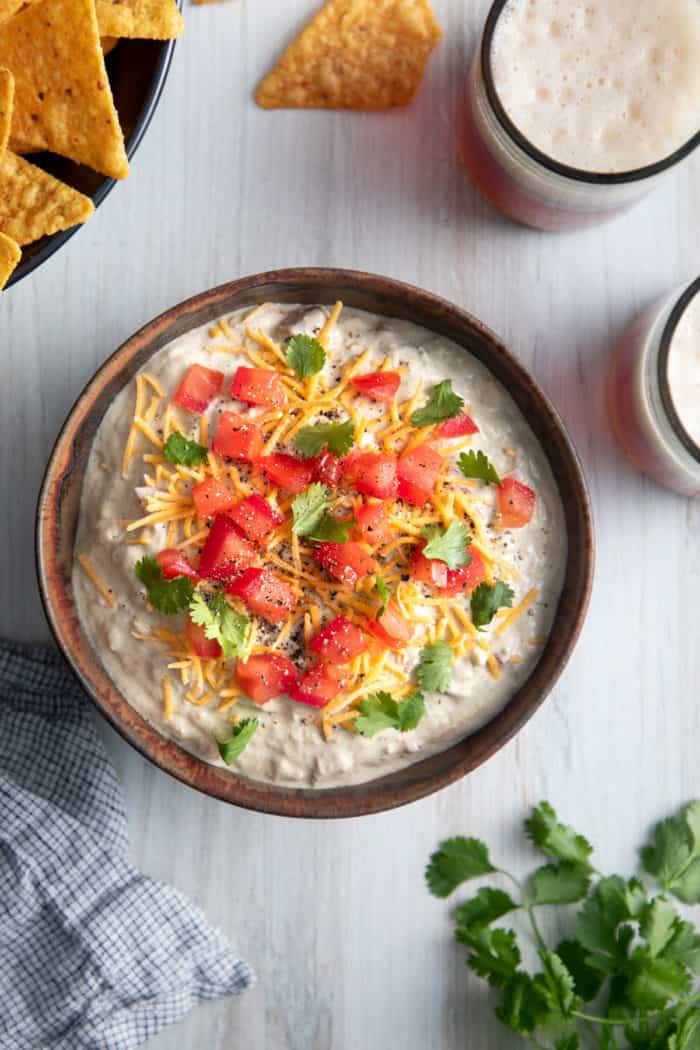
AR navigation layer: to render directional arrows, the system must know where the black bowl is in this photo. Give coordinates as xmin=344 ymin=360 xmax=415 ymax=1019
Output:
xmin=7 ymin=31 xmax=179 ymax=289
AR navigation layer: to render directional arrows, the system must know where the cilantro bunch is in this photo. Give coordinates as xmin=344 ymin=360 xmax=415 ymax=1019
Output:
xmin=428 ymin=801 xmax=700 ymax=1050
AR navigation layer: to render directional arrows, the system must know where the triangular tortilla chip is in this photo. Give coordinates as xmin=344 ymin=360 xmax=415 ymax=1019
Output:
xmin=96 ymin=0 xmax=183 ymax=40
xmin=255 ymin=0 xmax=442 ymax=110
xmin=0 ymin=150 xmax=94 ymax=244
xmin=0 ymin=0 xmax=39 ymax=25
xmin=0 ymin=65 xmax=12 ymax=151
xmin=0 ymin=230 xmax=19 ymax=289
xmin=0 ymin=0 xmax=129 ymax=179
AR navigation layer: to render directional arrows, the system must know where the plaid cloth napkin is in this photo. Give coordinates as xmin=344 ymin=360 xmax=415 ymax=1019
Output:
xmin=0 ymin=641 xmax=254 ymax=1050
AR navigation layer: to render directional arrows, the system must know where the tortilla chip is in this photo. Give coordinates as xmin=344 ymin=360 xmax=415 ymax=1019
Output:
xmin=0 ymin=0 xmax=39 ymax=25
xmin=0 ymin=0 xmax=129 ymax=179
xmin=0 ymin=230 xmax=19 ymax=288
xmin=255 ymin=0 xmax=442 ymax=110
xmin=96 ymin=0 xmax=183 ymax=39
xmin=0 ymin=150 xmax=94 ymax=244
xmin=0 ymin=65 xmax=12 ymax=151
xmin=101 ymin=35 xmax=119 ymax=55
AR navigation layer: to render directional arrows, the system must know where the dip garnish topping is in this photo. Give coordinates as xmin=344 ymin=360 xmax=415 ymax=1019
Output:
xmin=355 ymin=691 xmax=427 ymax=738
xmin=134 ymin=556 xmax=195 ymax=614
xmin=286 ymin=334 xmax=326 ymax=378
xmin=163 ymin=430 xmax=209 ymax=467
xmin=458 ymin=449 xmax=502 ymax=485
xmin=420 ymin=521 xmax=472 ymax=570
xmin=416 ymin=640 xmax=453 ymax=693
xmin=471 ymin=581 xmax=516 ymax=631
xmin=216 ymin=718 xmax=259 ymax=764
xmin=374 ymin=576 xmax=390 ymax=618
xmin=189 ymin=592 xmax=251 ymax=660
xmin=294 ymin=419 xmax=355 ymax=458
xmin=410 ymin=379 xmax=464 ymax=428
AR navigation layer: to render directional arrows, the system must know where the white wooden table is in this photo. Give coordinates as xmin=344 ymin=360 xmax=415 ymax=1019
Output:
xmin=2 ymin=2 xmax=699 ymax=1046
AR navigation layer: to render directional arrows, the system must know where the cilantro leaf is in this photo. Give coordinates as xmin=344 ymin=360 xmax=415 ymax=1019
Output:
xmin=416 ymin=640 xmax=453 ymax=693
xmin=454 ymin=887 xmax=519 ymax=934
xmin=294 ymin=419 xmax=355 ymax=458
xmin=470 ymin=580 xmax=515 ymax=630
xmin=134 ymin=556 xmax=194 ymax=614
xmin=162 ymin=430 xmax=208 ymax=467
xmin=374 ymin=576 xmax=389 ymax=618
xmin=305 ymin=513 xmax=354 ymax=543
xmin=640 ymin=897 xmax=680 ymax=956
xmin=627 ymin=951 xmax=690 ymax=1011
xmin=530 ymin=863 xmax=592 ymax=906
xmin=574 ymin=875 xmax=634 ymax=975
xmin=421 ymin=520 xmax=471 ymax=571
xmin=410 ymin=379 xmax=464 ymax=428
xmin=664 ymin=920 xmax=700 ymax=975
xmin=286 ymin=334 xmax=326 ymax=378
xmin=525 ymin=802 xmax=594 ymax=868
xmin=458 ymin=449 xmax=501 ymax=485
xmin=355 ymin=690 xmax=426 ymax=738
xmin=291 ymin=483 xmax=332 ymax=536
xmin=495 ymin=971 xmax=550 ymax=1033
xmin=426 ymin=836 xmax=496 ymax=897
xmin=189 ymin=592 xmax=250 ymax=659
xmin=670 ymin=1008 xmax=700 ymax=1049
xmin=555 ymin=940 xmax=604 ymax=1003
xmin=539 ymin=949 xmax=577 ymax=1016
xmin=460 ymin=927 xmax=521 ymax=989
xmin=216 ymin=718 xmax=258 ymax=764
xmin=642 ymin=802 xmax=700 ymax=903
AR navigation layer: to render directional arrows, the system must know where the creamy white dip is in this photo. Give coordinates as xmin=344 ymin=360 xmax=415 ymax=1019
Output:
xmin=668 ymin=287 xmax=700 ymax=447
xmin=73 ymin=304 xmax=567 ymax=788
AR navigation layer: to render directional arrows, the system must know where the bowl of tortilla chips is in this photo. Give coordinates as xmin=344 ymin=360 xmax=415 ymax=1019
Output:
xmin=0 ymin=0 xmax=184 ymax=292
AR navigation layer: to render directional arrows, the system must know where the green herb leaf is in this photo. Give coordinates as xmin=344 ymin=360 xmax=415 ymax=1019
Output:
xmin=555 ymin=940 xmax=604 ymax=1003
xmin=539 ymin=949 xmax=577 ymax=1016
xmin=574 ymin=875 xmax=634 ymax=976
xmin=461 ymin=928 xmax=521 ymax=989
xmin=640 ymin=897 xmax=680 ymax=956
xmin=421 ymin=520 xmax=471 ymax=571
xmin=495 ymin=971 xmax=550 ymax=1033
xmin=291 ymin=483 xmax=332 ymax=536
xmin=216 ymin=718 xmax=258 ymax=764
xmin=454 ymin=887 xmax=519 ymax=934
xmin=355 ymin=690 xmax=426 ymax=738
xmin=664 ymin=920 xmax=700 ymax=975
xmin=374 ymin=576 xmax=390 ymax=618
xmin=410 ymin=379 xmax=464 ymax=428
xmin=189 ymin=592 xmax=250 ymax=659
xmin=669 ymin=1007 xmax=700 ymax=1049
xmin=286 ymin=334 xmax=326 ymax=378
xmin=642 ymin=802 xmax=700 ymax=903
xmin=627 ymin=951 xmax=690 ymax=1011
xmin=530 ymin=862 xmax=592 ymax=906
xmin=134 ymin=556 xmax=194 ymax=614
xmin=162 ymin=430 xmax=208 ymax=466
xmin=457 ymin=449 xmax=501 ymax=484
xmin=416 ymin=640 xmax=453 ymax=693
xmin=470 ymin=580 xmax=515 ymax=630
xmin=426 ymin=836 xmax=496 ymax=898
xmin=526 ymin=801 xmax=593 ymax=867
xmin=294 ymin=419 xmax=355 ymax=458
xmin=306 ymin=513 xmax=354 ymax=543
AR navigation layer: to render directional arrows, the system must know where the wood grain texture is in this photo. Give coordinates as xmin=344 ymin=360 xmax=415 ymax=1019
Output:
xmin=1 ymin=0 xmax=699 ymax=1046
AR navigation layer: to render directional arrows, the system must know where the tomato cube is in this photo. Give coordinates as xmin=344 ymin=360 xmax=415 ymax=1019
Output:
xmin=289 ymin=663 xmax=346 ymax=708
xmin=212 ymin=411 xmax=264 ymax=462
xmin=309 ymin=616 xmax=367 ymax=664
xmin=256 ymin=454 xmax=313 ymax=494
xmin=397 ymin=479 xmax=432 ymax=507
xmin=310 ymin=451 xmax=344 ymax=487
xmin=344 ymin=451 xmax=398 ymax=500
xmin=156 ymin=548 xmax=198 ymax=580
xmin=352 ymin=501 xmax=392 ymax=547
xmin=440 ymin=548 xmax=486 ymax=595
xmin=186 ymin=617 xmax=221 ymax=659
xmin=227 ymin=568 xmax=297 ymax=624
xmin=198 ymin=515 xmax=256 ymax=581
xmin=365 ymin=601 xmax=413 ymax=649
xmin=397 ymin=443 xmax=443 ymax=504
xmin=497 ymin=477 xmax=536 ymax=528
xmin=351 ymin=371 xmax=401 ymax=403
xmin=313 ymin=542 xmax=377 ymax=588
xmin=437 ymin=413 xmax=479 ymax=438
xmin=192 ymin=477 xmax=237 ymax=519
xmin=228 ymin=494 xmax=283 ymax=545
xmin=409 ymin=541 xmax=448 ymax=589
xmin=235 ymin=652 xmax=298 ymax=705
xmin=173 ymin=364 xmax=224 ymax=414
xmin=231 ymin=366 xmax=286 ymax=409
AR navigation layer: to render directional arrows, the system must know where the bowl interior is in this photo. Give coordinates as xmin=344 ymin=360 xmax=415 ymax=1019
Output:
xmin=37 ymin=269 xmax=594 ymax=818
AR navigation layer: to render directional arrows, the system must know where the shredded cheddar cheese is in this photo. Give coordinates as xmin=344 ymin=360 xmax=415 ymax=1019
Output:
xmin=78 ymin=554 xmax=117 ymax=608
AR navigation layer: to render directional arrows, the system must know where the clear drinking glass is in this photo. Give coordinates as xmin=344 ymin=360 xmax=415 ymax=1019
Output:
xmin=460 ymin=0 xmax=700 ymax=232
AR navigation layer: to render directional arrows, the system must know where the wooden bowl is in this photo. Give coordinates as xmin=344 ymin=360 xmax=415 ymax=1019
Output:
xmin=36 ymin=269 xmax=594 ymax=818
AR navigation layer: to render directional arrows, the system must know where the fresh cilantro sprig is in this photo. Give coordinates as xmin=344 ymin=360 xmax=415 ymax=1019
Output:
xmin=458 ymin=449 xmax=501 ymax=485
xmin=294 ymin=419 xmax=355 ymax=458
xmin=471 ymin=580 xmax=514 ymax=630
xmin=134 ymin=556 xmax=194 ymax=614
xmin=162 ymin=430 xmax=208 ymax=467
xmin=428 ymin=800 xmax=700 ymax=1049
xmin=416 ymin=640 xmax=453 ymax=693
xmin=189 ymin=592 xmax=250 ymax=659
xmin=421 ymin=521 xmax=471 ymax=571
xmin=410 ymin=380 xmax=464 ymax=428
xmin=355 ymin=691 xmax=426 ymax=737
xmin=216 ymin=718 xmax=258 ymax=764
xmin=374 ymin=577 xmax=390 ymax=619
xmin=286 ymin=334 xmax=326 ymax=378
xmin=290 ymin=483 xmax=353 ymax=542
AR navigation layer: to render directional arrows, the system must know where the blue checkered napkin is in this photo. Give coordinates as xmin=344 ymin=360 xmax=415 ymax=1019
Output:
xmin=0 ymin=641 xmax=254 ymax=1050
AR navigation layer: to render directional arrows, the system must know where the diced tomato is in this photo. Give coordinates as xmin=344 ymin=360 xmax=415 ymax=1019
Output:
xmin=192 ymin=477 xmax=237 ymax=519
xmin=352 ymin=501 xmax=392 ymax=547
xmin=256 ymin=453 xmax=313 ymax=494
xmin=235 ymin=652 xmax=298 ymax=705
xmin=497 ymin=477 xmax=536 ymax=528
xmin=227 ymin=568 xmax=297 ymax=624
xmin=344 ymin=451 xmax=398 ymax=500
xmin=156 ymin=548 xmax=198 ymax=580
xmin=212 ymin=411 xmax=264 ymax=462
xmin=409 ymin=541 xmax=448 ymax=588
xmin=437 ymin=413 xmax=479 ymax=438
xmin=228 ymin=494 xmax=283 ymax=545
xmin=185 ymin=617 xmax=221 ymax=659
xmin=173 ymin=364 xmax=224 ymax=414
xmin=397 ymin=443 xmax=443 ymax=506
xmin=440 ymin=548 xmax=486 ymax=595
xmin=313 ymin=542 xmax=377 ymax=587
xmin=198 ymin=515 xmax=256 ymax=581
xmin=289 ymin=663 xmax=346 ymax=708
xmin=351 ymin=371 xmax=401 ymax=403
xmin=397 ymin=479 xmax=432 ymax=507
xmin=365 ymin=601 xmax=413 ymax=649
xmin=310 ymin=451 xmax=344 ymax=487
xmin=309 ymin=616 xmax=367 ymax=664
xmin=409 ymin=539 xmax=484 ymax=594
xmin=230 ymin=366 xmax=286 ymax=409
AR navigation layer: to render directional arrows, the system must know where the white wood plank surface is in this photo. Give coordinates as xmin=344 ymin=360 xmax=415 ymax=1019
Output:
xmin=1 ymin=2 xmax=699 ymax=1046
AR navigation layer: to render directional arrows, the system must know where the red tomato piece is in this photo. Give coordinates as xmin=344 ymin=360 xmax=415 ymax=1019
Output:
xmin=226 ymin=568 xmax=297 ymax=624
xmin=235 ymin=652 xmax=298 ymax=705
xmin=351 ymin=371 xmax=401 ymax=403
xmin=397 ymin=443 xmax=443 ymax=505
xmin=365 ymin=601 xmax=413 ymax=649
xmin=230 ymin=366 xmax=286 ymax=409
xmin=289 ymin=663 xmax=346 ymax=708
xmin=256 ymin=453 xmax=313 ymax=494
xmin=310 ymin=451 xmax=344 ymax=487
xmin=497 ymin=477 xmax=536 ymax=528
xmin=344 ymin=451 xmax=398 ymax=500
xmin=309 ymin=616 xmax=368 ymax=664
xmin=313 ymin=541 xmax=377 ymax=587
xmin=409 ymin=541 xmax=448 ymax=589
xmin=192 ymin=477 xmax=237 ymax=519
xmin=212 ymin=411 xmax=264 ymax=462
xmin=185 ymin=617 xmax=221 ymax=659
xmin=397 ymin=478 xmax=432 ymax=507
xmin=156 ymin=548 xmax=198 ymax=580
xmin=440 ymin=548 xmax=486 ymax=595
xmin=228 ymin=494 xmax=283 ymax=545
xmin=198 ymin=515 xmax=256 ymax=581
xmin=352 ymin=501 xmax=392 ymax=547
xmin=437 ymin=413 xmax=479 ymax=438
xmin=173 ymin=364 xmax=224 ymax=414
